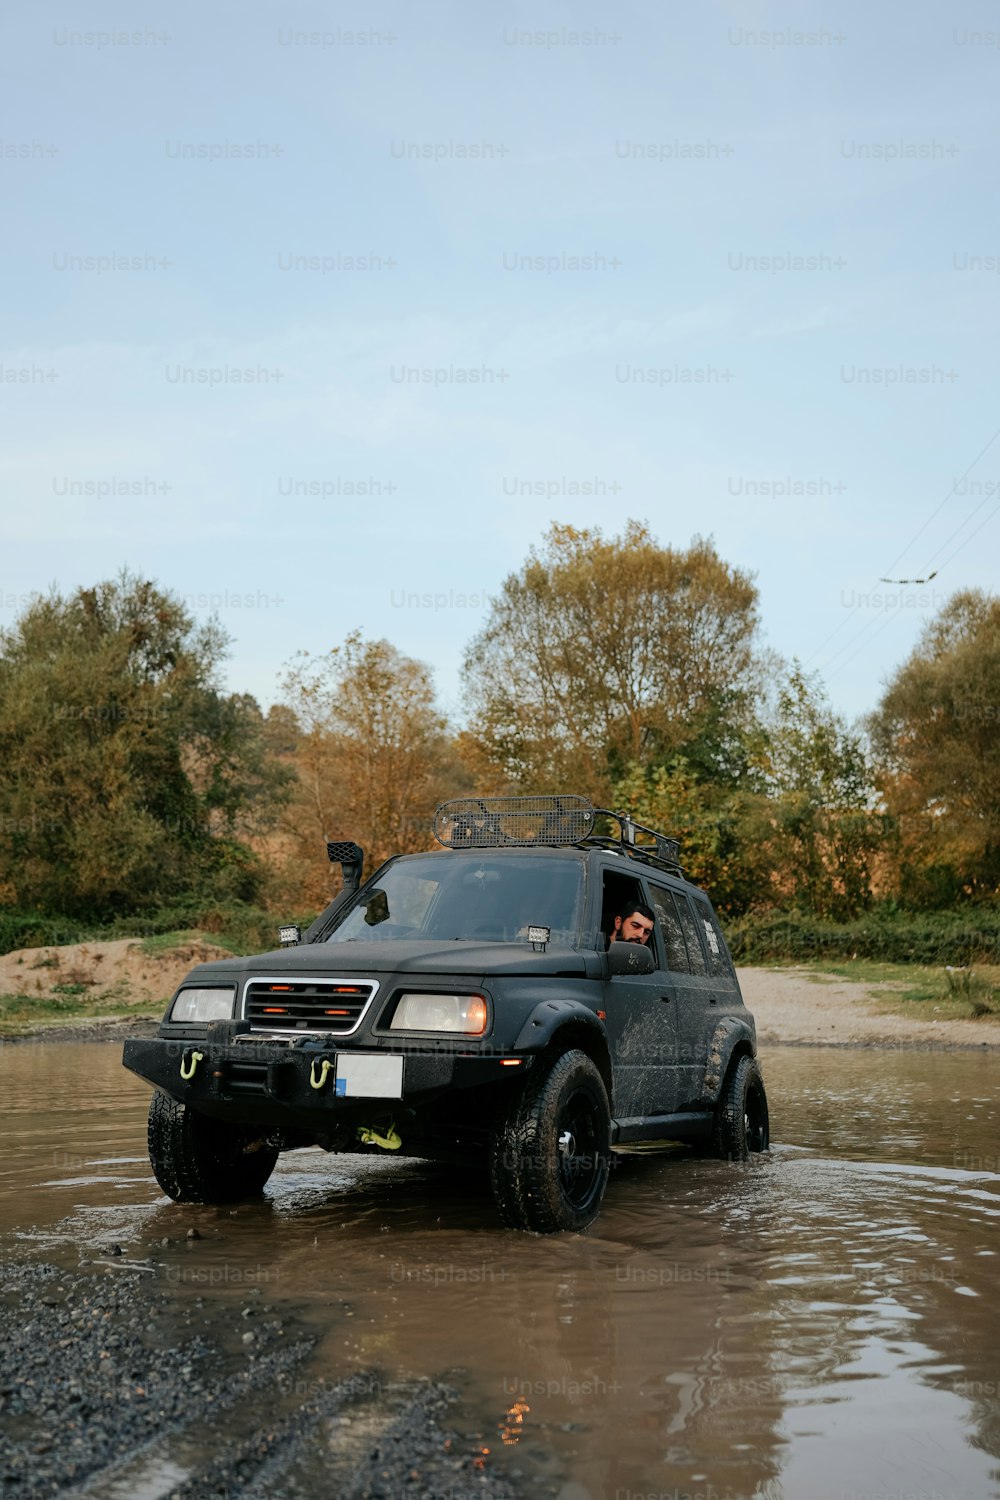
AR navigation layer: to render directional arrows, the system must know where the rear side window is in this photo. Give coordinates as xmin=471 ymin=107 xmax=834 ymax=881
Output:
xmin=673 ymin=895 xmax=709 ymax=977
xmin=692 ymin=897 xmax=736 ymax=980
xmin=648 ymin=885 xmax=697 ymax=974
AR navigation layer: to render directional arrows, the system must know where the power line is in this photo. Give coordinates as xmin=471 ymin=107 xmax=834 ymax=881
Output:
xmin=824 ymin=595 xmax=909 ymax=685
xmin=920 ymin=489 xmax=1000 ymax=574
xmin=933 ymin=499 xmax=1000 ymax=577
xmin=818 ymin=596 xmax=896 ymax=678
xmin=880 ymin=419 xmax=1000 ymax=580
xmin=805 ymin=419 xmax=1000 ymax=671
xmin=826 ymin=499 xmax=1000 ymax=686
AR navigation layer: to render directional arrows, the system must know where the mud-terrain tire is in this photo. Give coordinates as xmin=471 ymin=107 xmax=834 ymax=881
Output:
xmin=148 ymin=1092 xmax=279 ymax=1203
xmin=489 ymin=1049 xmax=611 ymax=1234
xmin=712 ymin=1054 xmax=769 ymax=1160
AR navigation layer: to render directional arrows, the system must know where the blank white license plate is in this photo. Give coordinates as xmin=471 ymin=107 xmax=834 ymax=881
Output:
xmin=335 ymin=1054 xmax=404 ymax=1098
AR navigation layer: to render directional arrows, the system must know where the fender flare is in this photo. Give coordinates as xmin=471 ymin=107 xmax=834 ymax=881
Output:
xmin=512 ymin=998 xmax=608 ymax=1054
xmin=702 ymin=1016 xmax=757 ymax=1105
xmin=512 ymin=999 xmax=613 ymax=1103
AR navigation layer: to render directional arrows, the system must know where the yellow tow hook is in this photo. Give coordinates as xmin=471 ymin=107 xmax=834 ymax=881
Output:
xmin=179 ymin=1049 xmax=204 ymax=1081
xmin=310 ymin=1058 xmax=334 ymax=1091
xmin=357 ymin=1123 xmax=402 ymax=1151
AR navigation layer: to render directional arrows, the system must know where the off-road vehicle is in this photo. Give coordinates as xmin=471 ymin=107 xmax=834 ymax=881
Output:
xmin=123 ymin=796 xmax=769 ymax=1233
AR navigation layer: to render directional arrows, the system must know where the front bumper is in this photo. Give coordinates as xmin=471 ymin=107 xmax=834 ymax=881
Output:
xmin=122 ymin=1034 xmax=523 ymax=1134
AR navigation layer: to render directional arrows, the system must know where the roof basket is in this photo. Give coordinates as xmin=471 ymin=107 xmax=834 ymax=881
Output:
xmin=434 ymin=795 xmax=595 ymax=848
xmin=594 ymin=814 xmax=682 ymax=873
xmin=433 ymin=794 xmax=684 ymax=876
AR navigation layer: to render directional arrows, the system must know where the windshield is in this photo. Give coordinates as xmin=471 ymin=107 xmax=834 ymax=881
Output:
xmin=325 ymin=854 xmax=585 ymax=945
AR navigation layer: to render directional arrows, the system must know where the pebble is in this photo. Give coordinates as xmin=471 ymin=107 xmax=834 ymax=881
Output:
xmin=0 ymin=1258 xmax=520 ymax=1499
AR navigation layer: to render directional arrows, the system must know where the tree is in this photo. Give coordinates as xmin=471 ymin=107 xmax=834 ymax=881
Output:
xmin=760 ymin=666 xmax=884 ymax=918
xmin=275 ymin=632 xmax=465 ymax=907
xmin=869 ymin=590 xmax=1000 ymax=903
xmin=612 ymin=759 xmax=769 ymax=915
xmin=0 ymin=574 xmax=291 ymax=917
xmin=612 ymin=666 xmax=883 ymax=918
xmin=461 ymin=522 xmax=766 ymax=798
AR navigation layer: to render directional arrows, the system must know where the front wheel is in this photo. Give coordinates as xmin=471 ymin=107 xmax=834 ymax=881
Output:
xmin=489 ymin=1050 xmax=611 ymax=1234
xmin=147 ymin=1092 xmax=279 ymax=1203
xmin=712 ymin=1055 xmax=770 ymax=1159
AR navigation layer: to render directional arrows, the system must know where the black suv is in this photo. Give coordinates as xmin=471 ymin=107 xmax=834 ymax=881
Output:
xmin=123 ymin=796 xmax=769 ymax=1233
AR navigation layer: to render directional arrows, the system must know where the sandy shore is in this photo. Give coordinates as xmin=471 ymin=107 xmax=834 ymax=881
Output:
xmin=740 ymin=966 xmax=1000 ymax=1050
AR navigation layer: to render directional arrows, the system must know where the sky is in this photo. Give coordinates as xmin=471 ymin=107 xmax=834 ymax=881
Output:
xmin=3 ymin=0 xmax=998 ymax=727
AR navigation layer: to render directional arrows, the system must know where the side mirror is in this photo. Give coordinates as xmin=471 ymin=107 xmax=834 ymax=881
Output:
xmin=607 ymin=942 xmax=655 ymax=977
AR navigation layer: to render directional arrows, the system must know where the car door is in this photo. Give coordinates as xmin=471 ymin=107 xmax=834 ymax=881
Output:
xmin=646 ymin=881 xmax=714 ymax=1109
xmin=599 ymin=873 xmax=679 ymax=1119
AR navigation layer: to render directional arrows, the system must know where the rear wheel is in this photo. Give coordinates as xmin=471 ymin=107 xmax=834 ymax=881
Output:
xmin=712 ymin=1055 xmax=769 ymax=1160
xmin=489 ymin=1050 xmax=611 ymax=1233
xmin=147 ymin=1092 xmax=279 ymax=1204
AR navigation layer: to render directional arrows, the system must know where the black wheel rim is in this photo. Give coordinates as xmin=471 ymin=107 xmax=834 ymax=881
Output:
xmin=744 ymin=1083 xmax=768 ymax=1153
xmin=556 ymin=1086 xmax=605 ymax=1212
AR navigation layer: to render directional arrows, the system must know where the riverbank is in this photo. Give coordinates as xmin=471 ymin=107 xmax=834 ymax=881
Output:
xmin=0 ymin=936 xmax=230 ymax=1039
xmin=741 ymin=965 xmax=1000 ymax=1050
xmin=2 ymin=947 xmax=999 ymax=1049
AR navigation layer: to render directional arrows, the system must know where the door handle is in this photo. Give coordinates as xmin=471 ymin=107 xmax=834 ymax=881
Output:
xmin=659 ymin=994 xmax=672 ymax=1003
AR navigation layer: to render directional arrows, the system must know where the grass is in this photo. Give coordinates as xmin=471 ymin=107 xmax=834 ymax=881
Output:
xmin=765 ymin=957 xmax=1000 ymax=1022
xmin=137 ymin=928 xmax=202 ymax=957
xmin=137 ymin=925 xmax=280 ymax=958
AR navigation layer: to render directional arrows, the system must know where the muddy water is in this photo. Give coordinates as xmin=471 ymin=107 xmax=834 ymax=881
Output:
xmin=2 ymin=1040 xmax=999 ymax=1500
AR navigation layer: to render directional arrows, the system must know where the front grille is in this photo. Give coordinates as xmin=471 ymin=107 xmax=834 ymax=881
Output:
xmin=243 ymin=976 xmax=378 ymax=1036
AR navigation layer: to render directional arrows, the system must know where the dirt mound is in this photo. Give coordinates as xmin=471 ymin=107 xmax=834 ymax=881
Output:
xmin=0 ymin=937 xmax=234 ymax=1007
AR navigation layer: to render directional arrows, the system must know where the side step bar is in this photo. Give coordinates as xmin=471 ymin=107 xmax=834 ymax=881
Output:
xmin=611 ymin=1111 xmax=713 ymax=1146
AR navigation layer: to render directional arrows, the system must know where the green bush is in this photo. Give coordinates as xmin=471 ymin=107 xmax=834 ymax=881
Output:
xmin=0 ymin=913 xmax=93 ymax=952
xmin=725 ymin=906 xmax=1000 ymax=966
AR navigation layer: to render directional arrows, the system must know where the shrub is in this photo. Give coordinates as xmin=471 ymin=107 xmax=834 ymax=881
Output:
xmin=725 ymin=906 xmax=1000 ymax=966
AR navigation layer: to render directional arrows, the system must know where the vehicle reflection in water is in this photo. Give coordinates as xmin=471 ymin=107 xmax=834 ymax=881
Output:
xmin=1 ymin=1041 xmax=999 ymax=1498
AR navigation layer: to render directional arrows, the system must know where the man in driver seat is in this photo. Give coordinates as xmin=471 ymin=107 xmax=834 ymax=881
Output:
xmin=609 ymin=902 xmax=654 ymax=946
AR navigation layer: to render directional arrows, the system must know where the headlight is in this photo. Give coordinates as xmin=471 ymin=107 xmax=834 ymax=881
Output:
xmin=389 ymin=992 xmax=488 ymax=1035
xmin=170 ymin=986 xmax=236 ymax=1023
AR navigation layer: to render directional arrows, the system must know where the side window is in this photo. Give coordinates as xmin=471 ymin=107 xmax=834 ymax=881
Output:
xmin=601 ymin=871 xmax=661 ymax=967
xmin=648 ymin=885 xmax=693 ymax=974
xmin=674 ymin=896 xmax=709 ymax=977
xmin=692 ymin=897 xmax=735 ymax=981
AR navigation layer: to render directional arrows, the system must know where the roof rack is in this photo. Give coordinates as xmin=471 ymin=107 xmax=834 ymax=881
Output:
xmin=433 ymin=795 xmax=685 ymax=878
